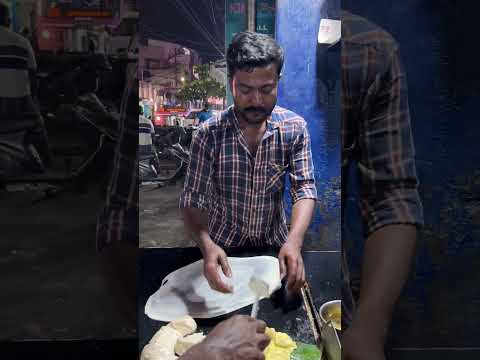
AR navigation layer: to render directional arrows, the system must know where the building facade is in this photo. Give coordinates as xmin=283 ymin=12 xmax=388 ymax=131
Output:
xmin=139 ymin=39 xmax=201 ymax=112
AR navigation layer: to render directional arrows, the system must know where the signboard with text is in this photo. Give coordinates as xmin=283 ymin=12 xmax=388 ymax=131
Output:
xmin=255 ymin=0 xmax=275 ymax=36
xmin=47 ymin=0 xmax=114 ymax=17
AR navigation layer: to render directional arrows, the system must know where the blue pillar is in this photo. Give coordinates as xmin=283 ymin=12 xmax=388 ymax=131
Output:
xmin=276 ymin=0 xmax=341 ymax=249
xmin=10 ymin=0 xmax=18 ymax=32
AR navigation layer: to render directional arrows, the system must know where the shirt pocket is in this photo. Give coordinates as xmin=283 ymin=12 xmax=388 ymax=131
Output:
xmin=265 ymin=162 xmax=288 ymax=194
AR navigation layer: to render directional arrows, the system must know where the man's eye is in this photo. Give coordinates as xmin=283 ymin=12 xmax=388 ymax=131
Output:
xmin=240 ymin=86 xmax=251 ymax=94
xmin=261 ymin=86 xmax=273 ymax=94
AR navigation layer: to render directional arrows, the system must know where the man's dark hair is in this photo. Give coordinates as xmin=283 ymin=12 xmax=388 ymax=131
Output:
xmin=226 ymin=31 xmax=284 ymax=78
xmin=0 ymin=3 xmax=10 ymax=27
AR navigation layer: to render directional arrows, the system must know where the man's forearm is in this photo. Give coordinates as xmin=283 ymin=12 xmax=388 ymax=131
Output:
xmin=356 ymin=224 xmax=417 ymax=331
xmin=288 ymin=198 xmax=316 ymax=246
xmin=181 ymin=207 xmax=214 ymax=254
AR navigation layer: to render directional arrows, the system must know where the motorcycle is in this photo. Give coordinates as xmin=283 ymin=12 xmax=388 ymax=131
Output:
xmin=1 ymin=54 xmax=120 ymax=198
xmin=139 ymin=125 xmax=193 ymax=186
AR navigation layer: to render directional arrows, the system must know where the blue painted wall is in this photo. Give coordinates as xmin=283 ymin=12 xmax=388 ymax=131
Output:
xmin=276 ymin=0 xmax=341 ymax=251
xmin=343 ymin=1 xmax=480 ymax=347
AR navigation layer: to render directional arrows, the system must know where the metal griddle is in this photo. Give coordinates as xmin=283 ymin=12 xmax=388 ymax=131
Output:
xmin=138 ymin=247 xmax=341 ymax=354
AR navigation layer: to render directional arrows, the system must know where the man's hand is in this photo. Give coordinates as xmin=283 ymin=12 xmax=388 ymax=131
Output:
xmin=203 ymin=242 xmax=233 ymax=293
xmin=182 ymin=315 xmax=270 ymax=360
xmin=278 ymin=240 xmax=305 ymax=293
xmin=181 ymin=208 xmax=233 ymax=293
xmin=341 ymin=307 xmax=387 ymax=360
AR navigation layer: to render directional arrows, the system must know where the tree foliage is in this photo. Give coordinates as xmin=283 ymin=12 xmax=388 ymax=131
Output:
xmin=177 ymin=63 xmax=226 ymax=104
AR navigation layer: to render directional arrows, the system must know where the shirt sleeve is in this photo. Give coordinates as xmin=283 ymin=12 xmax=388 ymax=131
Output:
xmin=25 ymin=40 xmax=36 ymax=71
xmin=288 ymin=120 xmax=318 ymax=203
xmin=358 ymin=46 xmax=424 ymax=236
xmin=179 ymin=126 xmax=214 ymax=211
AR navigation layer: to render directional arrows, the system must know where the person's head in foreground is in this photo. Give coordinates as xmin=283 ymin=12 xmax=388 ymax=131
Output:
xmin=0 ymin=3 xmax=11 ymax=28
xmin=227 ymin=31 xmax=284 ymax=126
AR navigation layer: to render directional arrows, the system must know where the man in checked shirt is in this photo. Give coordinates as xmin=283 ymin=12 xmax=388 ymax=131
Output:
xmin=340 ymin=11 xmax=424 ymax=360
xmin=180 ymin=31 xmax=318 ymax=294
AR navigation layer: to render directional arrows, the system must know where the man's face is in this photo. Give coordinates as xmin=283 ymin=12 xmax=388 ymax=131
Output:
xmin=230 ymin=63 xmax=279 ymax=125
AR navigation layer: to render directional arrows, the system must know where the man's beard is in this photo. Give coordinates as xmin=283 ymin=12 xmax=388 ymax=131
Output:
xmin=235 ymin=103 xmax=276 ymax=125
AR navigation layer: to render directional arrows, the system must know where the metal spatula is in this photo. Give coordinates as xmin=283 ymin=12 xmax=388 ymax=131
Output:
xmin=249 ymin=276 xmax=269 ymax=318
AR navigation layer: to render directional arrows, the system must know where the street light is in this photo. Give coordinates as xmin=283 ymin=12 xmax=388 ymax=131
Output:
xmin=180 ymin=76 xmax=185 ymax=82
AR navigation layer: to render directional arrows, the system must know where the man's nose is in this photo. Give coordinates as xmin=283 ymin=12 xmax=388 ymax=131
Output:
xmin=250 ymin=90 xmax=263 ymax=106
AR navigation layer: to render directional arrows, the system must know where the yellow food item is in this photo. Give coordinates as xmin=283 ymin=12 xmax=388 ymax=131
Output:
xmin=140 ymin=343 xmax=178 ymax=360
xmin=149 ymin=326 xmax=182 ymax=352
xmin=142 ymin=316 xmax=198 ymax=359
xmin=265 ymin=327 xmax=276 ymax=338
xmin=167 ymin=315 xmax=198 ymax=336
xmin=263 ymin=327 xmax=297 ymax=360
xmin=174 ymin=332 xmax=206 ymax=356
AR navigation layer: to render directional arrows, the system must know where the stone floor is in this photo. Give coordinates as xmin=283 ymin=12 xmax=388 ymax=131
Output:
xmin=0 ymin=186 xmax=136 ymax=340
xmin=139 ymin=182 xmax=195 ymax=248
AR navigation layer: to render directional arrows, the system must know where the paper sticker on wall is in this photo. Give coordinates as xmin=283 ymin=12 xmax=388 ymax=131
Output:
xmin=317 ymin=19 xmax=341 ymax=45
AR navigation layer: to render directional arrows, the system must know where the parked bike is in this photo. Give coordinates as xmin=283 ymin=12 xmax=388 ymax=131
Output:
xmin=139 ymin=125 xmax=193 ymax=186
xmin=1 ymin=54 xmax=120 ymax=198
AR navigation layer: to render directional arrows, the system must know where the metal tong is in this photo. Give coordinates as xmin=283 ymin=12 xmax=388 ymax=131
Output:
xmin=301 ymin=281 xmax=341 ymax=360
